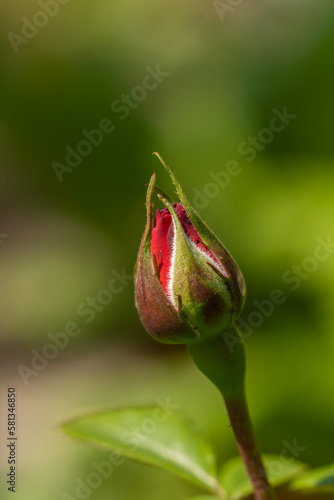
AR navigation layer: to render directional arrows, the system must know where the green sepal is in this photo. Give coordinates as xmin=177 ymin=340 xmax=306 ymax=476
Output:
xmin=156 ymin=189 xmax=235 ymax=340
xmin=152 ymin=152 xmax=246 ymax=321
xmin=134 ymin=175 xmax=198 ymax=344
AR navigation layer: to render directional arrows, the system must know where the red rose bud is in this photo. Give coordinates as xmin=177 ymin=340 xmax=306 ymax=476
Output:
xmin=134 ymin=154 xmax=246 ymax=344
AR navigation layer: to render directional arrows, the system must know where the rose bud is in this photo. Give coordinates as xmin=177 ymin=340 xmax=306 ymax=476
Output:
xmin=134 ymin=153 xmax=246 ymax=344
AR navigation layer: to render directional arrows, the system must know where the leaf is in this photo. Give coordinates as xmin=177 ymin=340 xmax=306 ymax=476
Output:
xmin=220 ymin=454 xmax=307 ymax=499
xmin=289 ymin=463 xmax=334 ymax=493
xmin=62 ymin=407 xmax=222 ymax=495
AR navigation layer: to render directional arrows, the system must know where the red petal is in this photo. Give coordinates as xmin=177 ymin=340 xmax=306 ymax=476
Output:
xmin=151 ymin=208 xmax=174 ymax=293
xmin=151 ymin=203 xmax=223 ymax=296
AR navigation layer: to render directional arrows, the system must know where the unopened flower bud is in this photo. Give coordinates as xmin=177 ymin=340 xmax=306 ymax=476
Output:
xmin=134 ymin=154 xmax=245 ymax=344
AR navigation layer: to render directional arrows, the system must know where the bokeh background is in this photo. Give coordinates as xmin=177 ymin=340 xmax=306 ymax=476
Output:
xmin=1 ymin=1 xmax=334 ymax=499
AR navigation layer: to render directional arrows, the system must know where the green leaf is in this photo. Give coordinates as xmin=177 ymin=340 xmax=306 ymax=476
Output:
xmin=220 ymin=454 xmax=306 ymax=499
xmin=289 ymin=463 xmax=334 ymax=493
xmin=62 ymin=407 xmax=222 ymax=495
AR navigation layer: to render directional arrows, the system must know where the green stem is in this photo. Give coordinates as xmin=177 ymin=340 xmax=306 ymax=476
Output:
xmin=188 ymin=323 xmax=276 ymax=500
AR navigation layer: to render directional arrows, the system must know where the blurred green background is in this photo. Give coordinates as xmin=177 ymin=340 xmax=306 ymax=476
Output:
xmin=1 ymin=1 xmax=334 ymax=499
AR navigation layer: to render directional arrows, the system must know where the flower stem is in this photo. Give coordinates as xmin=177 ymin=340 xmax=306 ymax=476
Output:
xmin=224 ymin=392 xmax=276 ymax=500
xmin=188 ymin=323 xmax=276 ymax=500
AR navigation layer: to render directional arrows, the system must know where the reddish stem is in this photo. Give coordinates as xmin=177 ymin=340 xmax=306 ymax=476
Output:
xmin=224 ymin=393 xmax=276 ymax=500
